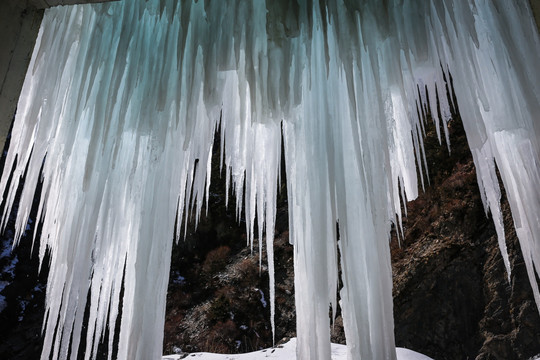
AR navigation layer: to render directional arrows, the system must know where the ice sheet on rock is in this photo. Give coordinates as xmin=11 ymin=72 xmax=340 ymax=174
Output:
xmin=1 ymin=1 xmax=539 ymax=360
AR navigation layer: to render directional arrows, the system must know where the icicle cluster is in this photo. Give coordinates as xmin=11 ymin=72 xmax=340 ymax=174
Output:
xmin=1 ymin=0 xmax=539 ymax=359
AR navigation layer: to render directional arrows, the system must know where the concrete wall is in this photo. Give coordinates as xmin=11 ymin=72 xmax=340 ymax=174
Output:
xmin=0 ymin=1 xmax=43 ymax=149
xmin=532 ymin=0 xmax=540 ymax=32
xmin=30 ymin=0 xmax=118 ymax=9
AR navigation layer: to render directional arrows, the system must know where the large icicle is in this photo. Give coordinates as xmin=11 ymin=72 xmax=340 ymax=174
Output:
xmin=1 ymin=1 xmax=539 ymax=360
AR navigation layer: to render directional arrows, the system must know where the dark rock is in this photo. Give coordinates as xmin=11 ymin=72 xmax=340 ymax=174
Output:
xmin=391 ymin=107 xmax=540 ymax=360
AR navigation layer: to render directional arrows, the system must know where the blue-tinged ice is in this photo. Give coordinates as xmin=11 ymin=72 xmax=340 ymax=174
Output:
xmin=1 ymin=1 xmax=539 ymax=360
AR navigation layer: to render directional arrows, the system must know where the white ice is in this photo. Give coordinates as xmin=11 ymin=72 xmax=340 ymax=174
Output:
xmin=162 ymin=338 xmax=434 ymax=360
xmin=1 ymin=1 xmax=539 ymax=360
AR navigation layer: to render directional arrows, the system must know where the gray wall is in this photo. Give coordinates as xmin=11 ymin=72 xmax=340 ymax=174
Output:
xmin=532 ymin=0 xmax=540 ymax=32
xmin=30 ymin=0 xmax=119 ymax=9
xmin=0 ymin=1 xmax=43 ymax=149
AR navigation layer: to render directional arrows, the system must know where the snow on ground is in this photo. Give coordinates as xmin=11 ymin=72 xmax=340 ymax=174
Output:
xmin=163 ymin=338 xmax=433 ymax=360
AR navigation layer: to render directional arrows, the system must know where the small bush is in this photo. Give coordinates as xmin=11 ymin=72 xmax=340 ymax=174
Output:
xmin=203 ymin=246 xmax=231 ymax=274
xmin=209 ymin=294 xmax=231 ymax=323
xmin=234 ymin=257 xmax=259 ymax=285
xmin=205 ymin=319 xmax=238 ymax=353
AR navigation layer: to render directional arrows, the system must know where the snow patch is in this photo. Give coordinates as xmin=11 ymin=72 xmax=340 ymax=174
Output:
xmin=257 ymin=288 xmax=267 ymax=309
xmin=163 ymin=338 xmax=432 ymax=360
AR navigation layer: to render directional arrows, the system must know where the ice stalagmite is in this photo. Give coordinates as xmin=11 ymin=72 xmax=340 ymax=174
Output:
xmin=1 ymin=0 xmax=539 ymax=359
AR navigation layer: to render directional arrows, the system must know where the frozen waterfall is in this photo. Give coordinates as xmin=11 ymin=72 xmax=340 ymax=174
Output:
xmin=1 ymin=0 xmax=539 ymax=359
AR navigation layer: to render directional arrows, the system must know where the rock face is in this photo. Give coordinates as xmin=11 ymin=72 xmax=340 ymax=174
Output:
xmin=0 ymin=232 xmax=47 ymax=359
xmin=391 ymin=113 xmax=540 ymax=359
xmin=162 ymin=151 xmax=296 ymax=355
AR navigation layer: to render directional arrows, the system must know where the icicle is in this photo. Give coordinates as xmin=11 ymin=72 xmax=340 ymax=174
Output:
xmin=1 ymin=1 xmax=539 ymax=360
